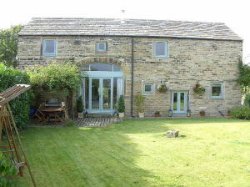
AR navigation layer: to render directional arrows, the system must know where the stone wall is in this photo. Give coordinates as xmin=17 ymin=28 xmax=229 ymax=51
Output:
xmin=17 ymin=35 xmax=242 ymax=117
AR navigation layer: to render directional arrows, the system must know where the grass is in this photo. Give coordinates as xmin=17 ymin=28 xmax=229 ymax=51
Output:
xmin=17 ymin=118 xmax=250 ymax=187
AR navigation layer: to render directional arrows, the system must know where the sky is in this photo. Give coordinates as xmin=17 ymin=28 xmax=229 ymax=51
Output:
xmin=1 ymin=0 xmax=250 ymax=62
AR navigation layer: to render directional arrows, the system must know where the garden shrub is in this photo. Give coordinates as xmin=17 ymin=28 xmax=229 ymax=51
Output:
xmin=0 ymin=63 xmax=32 ymax=128
xmin=27 ymin=62 xmax=81 ymax=91
xmin=135 ymin=94 xmax=145 ymax=113
xmin=27 ymin=62 xmax=81 ymax=117
xmin=64 ymin=119 xmax=76 ymax=127
xmin=76 ymin=96 xmax=83 ymax=113
xmin=244 ymin=93 xmax=250 ymax=107
xmin=118 ymin=95 xmax=125 ymax=113
xmin=0 ymin=152 xmax=17 ymax=187
xmin=230 ymin=106 xmax=250 ymax=119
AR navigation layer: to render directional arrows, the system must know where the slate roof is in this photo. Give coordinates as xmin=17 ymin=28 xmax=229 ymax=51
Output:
xmin=19 ymin=17 xmax=242 ymax=41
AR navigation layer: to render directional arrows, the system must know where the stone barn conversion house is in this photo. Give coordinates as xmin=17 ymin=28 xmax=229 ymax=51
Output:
xmin=17 ymin=17 xmax=242 ymax=117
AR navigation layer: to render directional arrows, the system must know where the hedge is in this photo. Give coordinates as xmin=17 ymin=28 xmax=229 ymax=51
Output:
xmin=0 ymin=63 xmax=31 ymax=128
xmin=230 ymin=106 xmax=250 ymax=120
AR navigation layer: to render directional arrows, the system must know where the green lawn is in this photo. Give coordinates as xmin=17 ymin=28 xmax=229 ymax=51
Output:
xmin=18 ymin=118 xmax=250 ymax=187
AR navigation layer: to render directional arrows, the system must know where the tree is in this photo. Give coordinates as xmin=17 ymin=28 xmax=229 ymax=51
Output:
xmin=237 ymin=63 xmax=250 ymax=93
xmin=0 ymin=25 xmax=22 ymax=67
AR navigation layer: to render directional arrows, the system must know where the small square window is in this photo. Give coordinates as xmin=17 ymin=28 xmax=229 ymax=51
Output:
xmin=42 ymin=39 xmax=56 ymax=57
xmin=211 ymin=83 xmax=224 ymax=99
xmin=96 ymin=42 xmax=107 ymax=52
xmin=143 ymin=84 xmax=155 ymax=95
xmin=154 ymin=42 xmax=168 ymax=58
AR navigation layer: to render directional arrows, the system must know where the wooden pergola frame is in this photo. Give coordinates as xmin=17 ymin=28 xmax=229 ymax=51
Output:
xmin=0 ymin=84 xmax=36 ymax=187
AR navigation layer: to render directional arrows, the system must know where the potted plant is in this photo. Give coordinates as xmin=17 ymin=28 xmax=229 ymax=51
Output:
xmin=76 ymin=96 xmax=84 ymax=118
xmin=157 ymin=84 xmax=168 ymax=93
xmin=200 ymin=110 xmax=206 ymax=117
xmin=193 ymin=82 xmax=205 ymax=96
xmin=199 ymin=107 xmax=206 ymax=117
xmin=135 ymin=94 xmax=145 ymax=118
xmin=118 ymin=95 xmax=125 ymax=118
xmin=154 ymin=111 xmax=161 ymax=117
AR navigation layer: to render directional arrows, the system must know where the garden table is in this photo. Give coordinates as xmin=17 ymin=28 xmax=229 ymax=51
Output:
xmin=41 ymin=107 xmax=65 ymax=122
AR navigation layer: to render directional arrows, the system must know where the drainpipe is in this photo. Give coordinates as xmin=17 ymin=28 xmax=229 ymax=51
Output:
xmin=131 ymin=37 xmax=135 ymax=117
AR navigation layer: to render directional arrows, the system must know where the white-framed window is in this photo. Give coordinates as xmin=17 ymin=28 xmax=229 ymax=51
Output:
xmin=143 ymin=83 xmax=155 ymax=95
xmin=42 ymin=39 xmax=57 ymax=57
xmin=96 ymin=42 xmax=107 ymax=52
xmin=153 ymin=42 xmax=168 ymax=58
xmin=211 ymin=83 xmax=224 ymax=99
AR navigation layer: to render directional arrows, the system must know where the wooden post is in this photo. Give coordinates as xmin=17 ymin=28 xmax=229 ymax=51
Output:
xmin=0 ymin=84 xmax=36 ymax=187
xmin=7 ymin=104 xmax=36 ymax=186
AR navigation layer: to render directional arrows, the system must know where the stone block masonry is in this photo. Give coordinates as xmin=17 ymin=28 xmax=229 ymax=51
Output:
xmin=17 ymin=35 xmax=242 ymax=117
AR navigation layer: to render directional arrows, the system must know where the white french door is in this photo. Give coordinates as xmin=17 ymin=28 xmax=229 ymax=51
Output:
xmin=89 ymin=78 xmax=112 ymax=111
xmin=84 ymin=76 xmax=123 ymax=113
xmin=171 ymin=91 xmax=188 ymax=114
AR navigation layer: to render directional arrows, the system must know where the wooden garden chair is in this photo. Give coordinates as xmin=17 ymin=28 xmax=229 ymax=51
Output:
xmin=34 ymin=103 xmax=46 ymax=122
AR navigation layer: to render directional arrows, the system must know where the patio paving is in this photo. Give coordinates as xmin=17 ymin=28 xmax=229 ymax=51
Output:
xmin=75 ymin=117 xmax=122 ymax=127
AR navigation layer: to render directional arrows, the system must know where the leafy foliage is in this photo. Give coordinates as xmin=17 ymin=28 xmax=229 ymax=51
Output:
xmin=193 ymin=83 xmax=205 ymax=96
xmin=117 ymin=95 xmax=125 ymax=113
xmin=27 ymin=62 xmax=81 ymax=92
xmin=27 ymin=62 xmax=81 ymax=117
xmin=64 ymin=119 xmax=76 ymax=127
xmin=0 ymin=63 xmax=31 ymax=128
xmin=76 ymin=96 xmax=84 ymax=113
xmin=230 ymin=106 xmax=250 ymax=120
xmin=0 ymin=152 xmax=17 ymax=187
xmin=244 ymin=93 xmax=250 ymax=107
xmin=238 ymin=63 xmax=250 ymax=93
xmin=135 ymin=94 xmax=145 ymax=113
xmin=0 ymin=25 xmax=22 ymax=67
xmin=157 ymin=84 xmax=168 ymax=93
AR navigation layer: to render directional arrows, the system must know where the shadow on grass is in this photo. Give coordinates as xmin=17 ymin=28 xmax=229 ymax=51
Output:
xmin=18 ymin=126 xmax=161 ymax=186
xmin=104 ymin=117 xmax=243 ymax=135
xmin=17 ymin=118 xmax=249 ymax=186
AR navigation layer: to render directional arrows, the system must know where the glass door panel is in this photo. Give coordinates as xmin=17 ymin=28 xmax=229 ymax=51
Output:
xmin=172 ymin=91 xmax=188 ymax=114
xmin=86 ymin=77 xmax=123 ymax=113
xmin=85 ymin=78 xmax=89 ymax=110
xmin=113 ymin=78 xmax=118 ymax=109
xmin=180 ymin=92 xmax=185 ymax=112
xmin=91 ymin=79 xmax=100 ymax=110
xmin=103 ymin=79 xmax=111 ymax=110
xmin=173 ymin=93 xmax=178 ymax=111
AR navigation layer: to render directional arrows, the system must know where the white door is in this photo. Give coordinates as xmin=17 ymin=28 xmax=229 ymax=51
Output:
xmin=89 ymin=78 xmax=112 ymax=112
xmin=84 ymin=77 xmax=123 ymax=113
xmin=172 ymin=91 xmax=188 ymax=114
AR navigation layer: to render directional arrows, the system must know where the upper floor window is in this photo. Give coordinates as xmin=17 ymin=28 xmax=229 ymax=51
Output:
xmin=42 ymin=39 xmax=57 ymax=57
xmin=153 ymin=42 xmax=168 ymax=58
xmin=96 ymin=42 xmax=107 ymax=52
xmin=211 ymin=83 xmax=224 ymax=99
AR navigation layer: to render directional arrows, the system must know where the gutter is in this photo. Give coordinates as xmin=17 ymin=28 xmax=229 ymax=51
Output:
xmin=131 ymin=37 xmax=135 ymax=117
xmin=18 ymin=34 xmax=243 ymax=42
